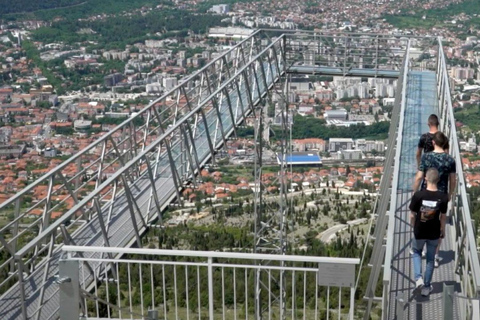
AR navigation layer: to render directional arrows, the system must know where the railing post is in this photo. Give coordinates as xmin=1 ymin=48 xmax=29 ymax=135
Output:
xmin=395 ymin=294 xmax=405 ymax=320
xmin=349 ymin=286 xmax=355 ymax=320
xmin=148 ymin=309 xmax=159 ymax=320
xmin=208 ymin=257 xmax=214 ymax=320
xmin=442 ymin=283 xmax=454 ymax=320
xmin=58 ymin=258 xmax=80 ymax=320
xmin=472 ymin=298 xmax=480 ymax=320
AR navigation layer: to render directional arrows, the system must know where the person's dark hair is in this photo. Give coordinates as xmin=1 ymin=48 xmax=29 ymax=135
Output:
xmin=428 ymin=114 xmax=439 ymax=127
xmin=433 ymin=131 xmax=448 ymax=149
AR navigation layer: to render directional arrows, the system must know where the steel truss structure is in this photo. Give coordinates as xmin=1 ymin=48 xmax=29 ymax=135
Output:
xmin=252 ymin=72 xmax=290 ymax=320
xmin=0 ymin=30 xmax=449 ymax=320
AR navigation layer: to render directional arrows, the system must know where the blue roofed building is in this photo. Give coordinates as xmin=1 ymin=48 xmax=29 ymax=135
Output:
xmin=277 ymin=152 xmax=322 ymax=166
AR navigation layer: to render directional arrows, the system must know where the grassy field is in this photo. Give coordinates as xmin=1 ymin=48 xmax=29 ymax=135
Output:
xmin=454 ymin=104 xmax=480 ymax=132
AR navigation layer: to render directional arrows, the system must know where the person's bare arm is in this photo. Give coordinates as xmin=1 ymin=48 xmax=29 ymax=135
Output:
xmin=412 ymin=171 xmax=424 ymax=193
xmin=410 ymin=212 xmax=416 ymax=227
xmin=449 ymin=172 xmax=456 ymax=201
xmin=440 ymin=213 xmax=446 ymax=238
xmin=416 ymin=147 xmax=422 ymax=168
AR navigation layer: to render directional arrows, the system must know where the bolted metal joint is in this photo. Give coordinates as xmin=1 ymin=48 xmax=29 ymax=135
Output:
xmin=54 ymin=275 xmax=71 ymax=284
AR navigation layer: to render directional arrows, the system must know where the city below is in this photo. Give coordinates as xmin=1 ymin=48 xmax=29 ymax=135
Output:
xmin=0 ymin=0 xmax=480 ymax=319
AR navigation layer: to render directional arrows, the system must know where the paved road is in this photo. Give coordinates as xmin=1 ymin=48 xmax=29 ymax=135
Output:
xmin=318 ymin=218 xmax=368 ymax=243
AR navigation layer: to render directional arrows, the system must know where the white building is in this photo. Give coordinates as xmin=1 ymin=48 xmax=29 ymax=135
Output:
xmin=208 ymin=27 xmax=254 ymax=39
xmin=146 ymin=83 xmax=163 ymax=94
xmin=163 ymin=77 xmax=178 ymax=91
xmin=338 ymin=149 xmax=363 ymax=160
xmin=451 ymin=67 xmax=474 ymax=80
xmin=209 ymin=4 xmax=229 ymax=14
xmin=376 ymin=83 xmax=387 ymax=97
xmin=333 ymin=77 xmax=361 ymax=87
xmin=329 ymin=138 xmax=354 ymax=152
xmin=357 ymin=83 xmax=369 ymax=99
xmin=387 ymin=85 xmax=395 ymax=98
xmin=356 ymin=139 xmax=384 ymax=152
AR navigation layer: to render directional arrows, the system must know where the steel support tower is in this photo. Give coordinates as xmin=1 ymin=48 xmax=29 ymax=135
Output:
xmin=253 ymin=77 xmax=291 ymax=320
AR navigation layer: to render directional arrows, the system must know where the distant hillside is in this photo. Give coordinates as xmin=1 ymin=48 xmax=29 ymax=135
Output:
xmin=0 ymin=0 xmax=85 ymax=14
xmin=384 ymin=0 xmax=480 ymax=30
xmin=3 ymin=0 xmax=164 ymax=21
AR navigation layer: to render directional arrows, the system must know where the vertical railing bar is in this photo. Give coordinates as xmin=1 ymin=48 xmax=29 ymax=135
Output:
xmin=315 ymin=273 xmax=318 ymax=320
xmin=234 ymin=267 xmax=237 ymax=320
xmin=128 ymin=262 xmax=133 ymax=320
xmin=245 ymin=268 xmax=248 ymax=320
xmin=94 ymin=260 xmax=100 ymax=318
xmin=349 ymin=286 xmax=355 ymax=320
xmin=163 ymin=264 xmax=167 ymax=320
xmin=174 ymin=265 xmax=179 ymax=320
xmin=222 ymin=267 xmax=226 ymax=320
xmin=268 ymin=269 xmax=272 ymax=320
xmin=117 ymin=262 xmax=122 ymax=318
xmin=280 ymin=260 xmax=284 ymax=320
xmin=151 ymin=264 xmax=155 ymax=312
xmin=82 ymin=261 xmax=88 ymax=317
xmin=292 ymin=271 xmax=295 ymax=320
xmin=327 ymin=286 xmax=330 ymax=320
xmin=186 ymin=265 xmax=190 ymax=320
xmin=17 ymin=260 xmax=28 ymax=320
xmin=303 ymin=271 xmax=306 ymax=320
xmin=78 ymin=261 xmax=86 ymax=317
xmin=34 ymin=231 xmax=57 ymax=320
xmin=140 ymin=263 xmax=145 ymax=317
xmin=197 ymin=265 xmax=201 ymax=320
xmin=338 ymin=287 xmax=341 ymax=320
xmin=209 ymin=258 xmax=214 ymax=320
xmin=105 ymin=261 xmax=111 ymax=318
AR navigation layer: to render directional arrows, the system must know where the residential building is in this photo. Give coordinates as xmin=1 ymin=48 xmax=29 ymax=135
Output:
xmin=329 ymin=138 xmax=354 ymax=152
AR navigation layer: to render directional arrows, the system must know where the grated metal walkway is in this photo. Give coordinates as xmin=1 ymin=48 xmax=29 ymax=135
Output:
xmin=388 ymin=71 xmax=459 ymax=319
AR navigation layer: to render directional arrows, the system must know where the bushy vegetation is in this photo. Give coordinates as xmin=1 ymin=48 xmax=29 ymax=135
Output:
xmin=384 ymin=0 xmax=480 ymax=30
xmin=3 ymin=0 xmax=171 ymax=19
xmin=31 ymin=10 xmax=224 ymax=49
xmin=285 ymin=115 xmax=390 ymax=140
xmin=0 ymin=0 xmax=84 ymax=15
xmin=454 ymin=103 xmax=480 ymax=132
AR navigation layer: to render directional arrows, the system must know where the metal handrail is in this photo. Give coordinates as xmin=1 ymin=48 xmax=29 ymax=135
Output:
xmin=62 ymin=245 xmax=360 ymax=264
xmin=437 ymin=37 xmax=480 ymax=292
xmin=380 ymin=40 xmax=410 ymax=320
